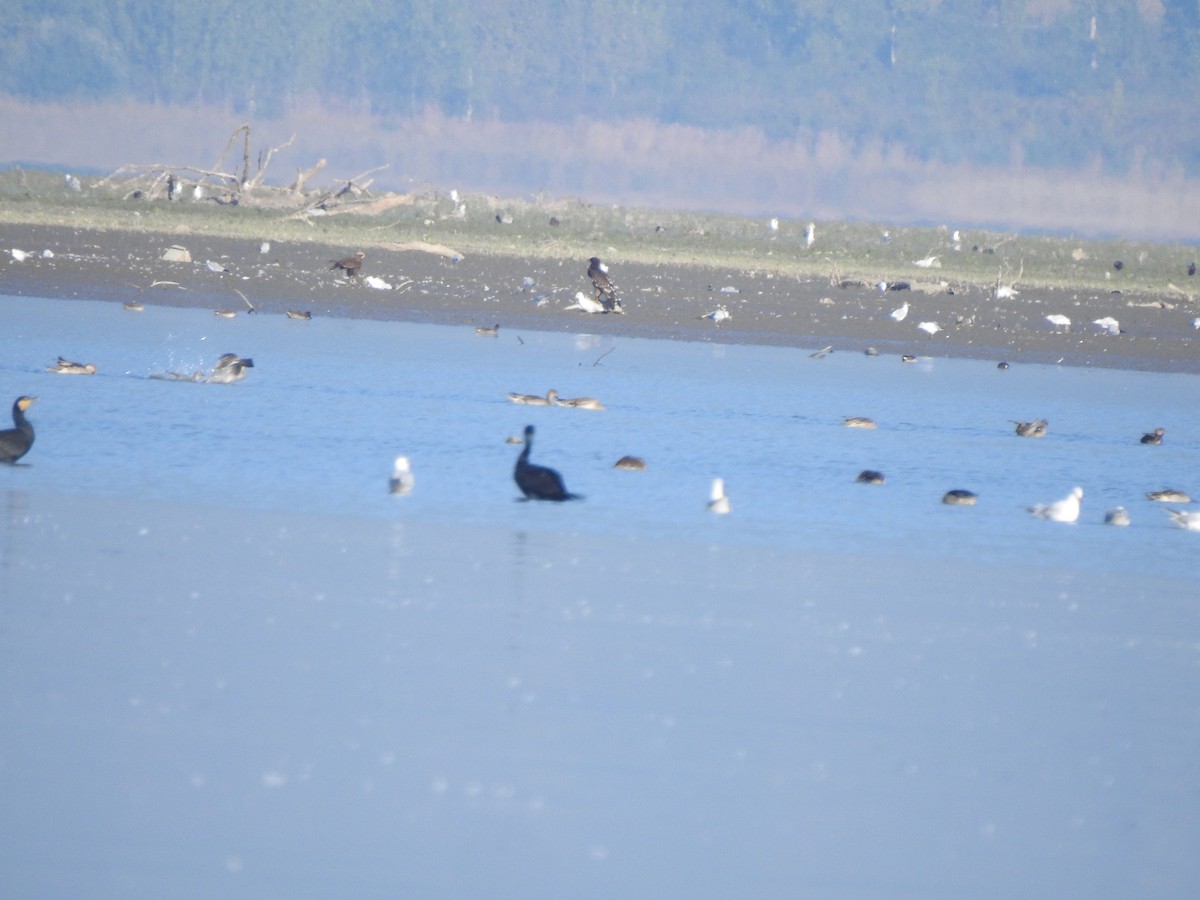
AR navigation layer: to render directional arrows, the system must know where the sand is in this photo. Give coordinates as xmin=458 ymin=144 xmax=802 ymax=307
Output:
xmin=1 ymin=220 xmax=1197 ymax=373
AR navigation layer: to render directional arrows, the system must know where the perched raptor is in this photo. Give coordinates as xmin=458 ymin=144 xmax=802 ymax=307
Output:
xmin=586 ymin=257 xmax=622 ymax=313
xmin=330 ymin=251 xmax=365 ymax=280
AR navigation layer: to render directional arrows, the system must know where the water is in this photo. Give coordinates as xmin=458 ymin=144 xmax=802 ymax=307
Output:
xmin=2 ymin=295 xmax=1199 ymax=898
xmin=2 ymin=294 xmax=1197 ymax=575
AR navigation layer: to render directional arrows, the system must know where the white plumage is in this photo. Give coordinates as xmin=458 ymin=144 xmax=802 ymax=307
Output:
xmin=707 ymin=478 xmax=730 ymax=515
xmin=1029 ymin=486 xmax=1083 ymax=523
xmin=889 ymin=301 xmax=909 ymax=322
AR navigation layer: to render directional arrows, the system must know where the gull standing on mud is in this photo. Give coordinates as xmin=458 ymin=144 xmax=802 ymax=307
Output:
xmin=917 ymin=321 xmax=942 ymax=336
xmin=1029 ymin=486 xmax=1083 ymax=523
xmin=1045 ymin=314 xmax=1072 ymax=332
xmin=565 ymin=292 xmax=607 ymax=314
xmin=699 ymin=306 xmax=731 ymax=324
xmin=889 ymin=301 xmax=910 ymax=322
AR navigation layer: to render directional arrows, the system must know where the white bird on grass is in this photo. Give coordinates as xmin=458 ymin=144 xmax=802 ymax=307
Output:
xmin=1029 ymin=486 xmax=1083 ymax=523
xmin=889 ymin=301 xmax=910 ymax=322
xmin=389 ymin=456 xmax=414 ymax=494
xmin=1164 ymin=508 xmax=1200 ymax=531
xmin=913 ymin=255 xmax=941 ymax=268
xmin=707 ymin=478 xmax=731 ymax=515
xmin=804 ymin=223 xmax=815 ymax=248
xmin=1045 ymin=314 xmax=1072 ymax=332
xmin=565 ymin=292 xmax=606 ymax=314
xmin=917 ymin=321 xmax=942 ymax=335
xmin=1092 ymin=316 xmax=1120 ymax=335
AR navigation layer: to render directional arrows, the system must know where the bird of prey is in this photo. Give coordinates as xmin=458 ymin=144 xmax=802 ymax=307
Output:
xmin=587 ymin=257 xmax=623 ymax=313
xmin=330 ymin=251 xmax=366 ymax=280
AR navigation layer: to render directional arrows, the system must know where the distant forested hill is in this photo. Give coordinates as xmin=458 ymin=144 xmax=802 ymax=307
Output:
xmin=3 ymin=0 xmax=1195 ymax=174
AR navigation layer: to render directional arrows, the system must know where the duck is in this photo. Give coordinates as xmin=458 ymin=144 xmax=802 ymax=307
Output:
xmin=555 ymin=395 xmax=606 ymax=410
xmin=286 ymin=309 xmax=312 ymax=320
xmin=0 ymin=396 xmax=37 ymax=463
xmin=330 ymin=251 xmax=365 ymax=279
xmin=1104 ymin=507 xmax=1131 ymax=526
xmin=208 ymin=353 xmax=255 ymax=384
xmin=214 ymin=309 xmax=237 ymax=318
xmin=508 ymin=389 xmax=559 ymax=406
xmin=514 ymin=425 xmax=579 ymax=501
xmin=942 ymin=489 xmax=978 ymax=506
xmin=706 ymin=478 xmax=731 ymax=515
xmin=1140 ymin=427 xmax=1165 ymax=445
xmin=1012 ymin=418 xmax=1048 ymax=438
xmin=1147 ymin=489 xmax=1191 ymax=503
xmin=122 ymin=301 xmax=145 ymax=312
xmin=843 ymin=416 xmax=877 ymax=429
xmin=856 ymin=470 xmax=886 ymax=485
xmin=388 ymin=456 xmax=414 ymax=494
xmin=1164 ymin=508 xmax=1200 ymax=531
xmin=475 ymin=324 xmax=500 ymax=335
xmin=1029 ymin=486 xmax=1083 ymax=523
xmin=47 ymin=356 xmax=96 ymax=375
xmin=613 ymin=456 xmax=647 ymax=471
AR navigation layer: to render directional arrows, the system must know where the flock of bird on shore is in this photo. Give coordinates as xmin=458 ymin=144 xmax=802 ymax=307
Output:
xmin=3 ymin=248 xmax=1198 ymax=531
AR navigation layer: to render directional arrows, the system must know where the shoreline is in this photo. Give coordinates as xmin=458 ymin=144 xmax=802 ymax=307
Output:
xmin=2 ymin=216 xmax=1198 ymax=374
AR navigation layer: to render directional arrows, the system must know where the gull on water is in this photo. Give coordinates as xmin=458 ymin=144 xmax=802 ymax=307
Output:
xmin=1029 ymin=486 xmax=1083 ymax=523
xmin=388 ymin=456 xmax=414 ymax=494
xmin=1164 ymin=508 xmax=1200 ymax=531
xmin=707 ymin=478 xmax=731 ymax=515
xmin=1104 ymin=507 xmax=1131 ymax=526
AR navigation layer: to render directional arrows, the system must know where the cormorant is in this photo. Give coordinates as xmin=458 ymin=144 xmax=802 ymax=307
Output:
xmin=514 ymin=425 xmax=579 ymax=501
xmin=0 ymin=396 xmax=36 ymax=463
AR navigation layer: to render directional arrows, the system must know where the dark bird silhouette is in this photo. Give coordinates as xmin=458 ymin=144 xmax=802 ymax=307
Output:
xmin=514 ymin=425 xmax=580 ymax=501
xmin=587 ymin=257 xmax=623 ymax=313
xmin=1113 ymin=260 xmax=1124 ymax=271
xmin=1189 ymin=262 xmax=1196 ymax=277
xmin=0 ymin=396 xmax=37 ymax=463
xmin=330 ymin=251 xmax=365 ymax=279
xmin=1140 ymin=427 xmax=1165 ymax=445
xmin=856 ymin=469 xmax=886 ymax=484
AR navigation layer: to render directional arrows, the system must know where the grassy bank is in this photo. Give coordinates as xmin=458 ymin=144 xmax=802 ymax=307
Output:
xmin=1 ymin=165 xmax=1195 ymax=302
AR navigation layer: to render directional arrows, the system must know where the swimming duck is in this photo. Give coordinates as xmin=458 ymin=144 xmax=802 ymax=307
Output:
xmin=843 ymin=416 xmax=877 ymax=429
xmin=47 ymin=357 xmax=96 ymax=375
xmin=208 ymin=353 xmax=255 ymax=384
xmin=388 ymin=456 xmax=414 ymax=494
xmin=1140 ymin=427 xmax=1165 ymax=445
xmin=508 ymin=389 xmax=559 ymax=406
xmin=330 ymin=251 xmax=365 ymax=279
xmin=856 ymin=470 xmax=886 ymax=485
xmin=706 ymin=478 xmax=731 ymax=515
xmin=555 ymin=395 xmax=606 ymax=410
xmin=123 ymin=301 xmax=144 ymax=312
xmin=942 ymin=489 xmax=977 ymax=506
xmin=1029 ymin=486 xmax=1083 ymax=523
xmin=475 ymin=324 xmax=500 ymax=335
xmin=286 ymin=309 xmax=312 ymax=320
xmin=1104 ymin=507 xmax=1131 ymax=526
xmin=613 ymin=456 xmax=647 ymax=471
xmin=514 ymin=425 xmax=579 ymax=501
xmin=1147 ymin=489 xmax=1191 ymax=503
xmin=1012 ymin=418 xmax=1048 ymax=438
xmin=214 ymin=309 xmax=237 ymax=318
xmin=1163 ymin=508 xmax=1200 ymax=531
xmin=0 ymin=396 xmax=36 ymax=463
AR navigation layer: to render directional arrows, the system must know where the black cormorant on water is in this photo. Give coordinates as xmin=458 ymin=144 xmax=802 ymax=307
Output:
xmin=514 ymin=425 xmax=580 ymax=501
xmin=1 ymin=396 xmax=37 ymax=463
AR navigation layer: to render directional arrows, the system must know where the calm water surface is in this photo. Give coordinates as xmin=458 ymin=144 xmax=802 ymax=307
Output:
xmin=2 ymin=294 xmax=1199 ymax=898
xmin=2 ymin=294 xmax=1197 ymax=576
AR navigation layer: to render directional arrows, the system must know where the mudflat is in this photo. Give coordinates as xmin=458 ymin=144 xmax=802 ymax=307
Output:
xmin=1 ymin=210 xmax=1197 ymax=373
